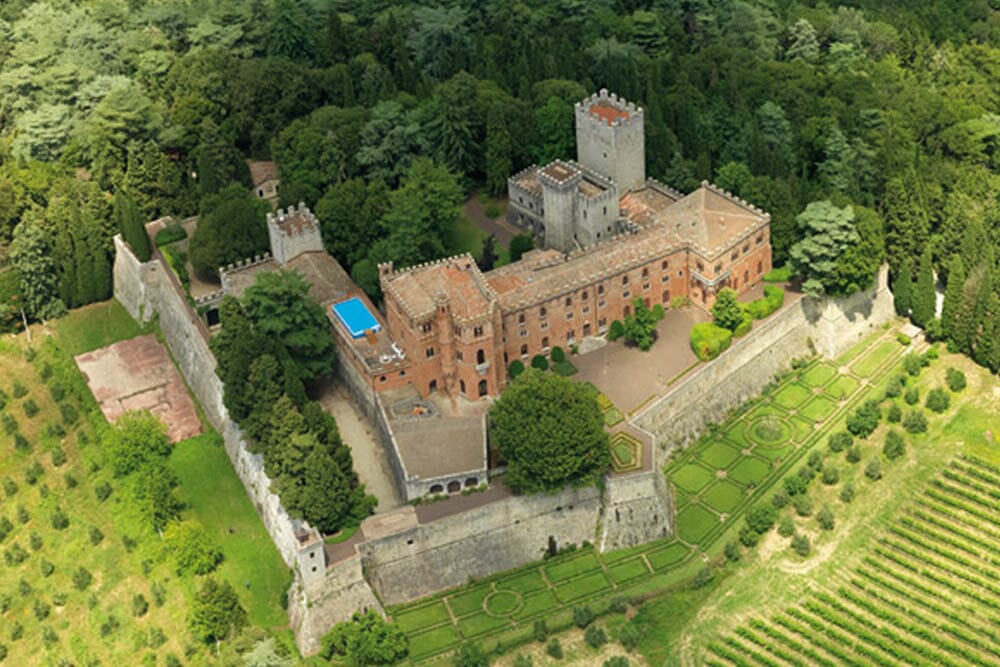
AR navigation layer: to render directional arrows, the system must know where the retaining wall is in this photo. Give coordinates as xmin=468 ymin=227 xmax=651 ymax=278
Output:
xmin=113 ymin=237 xmax=302 ymax=566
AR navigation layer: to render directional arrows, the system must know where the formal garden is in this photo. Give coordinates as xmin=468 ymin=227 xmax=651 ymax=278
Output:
xmin=389 ymin=324 xmax=913 ymax=661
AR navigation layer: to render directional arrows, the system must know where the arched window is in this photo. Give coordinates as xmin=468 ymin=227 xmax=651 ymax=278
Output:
xmin=565 ymin=296 xmax=572 ymax=307
xmin=520 ymin=344 xmax=528 ymax=355
xmin=447 ymin=480 xmax=461 ymax=493
xmin=662 ymin=290 xmax=670 ymax=303
xmin=478 ymin=380 xmax=488 ymax=397
xmin=582 ymin=291 xmax=588 ymax=300
xmin=429 ymin=484 xmax=443 ymax=494
xmin=459 ymin=380 xmax=466 ymax=395
xmin=540 ymin=307 xmax=547 ymax=318
xmin=465 ymin=477 xmax=479 ymax=487
xmin=518 ymin=313 xmax=525 ymax=324
xmin=429 ymin=379 xmax=437 ymax=393
xmin=541 ymin=337 xmax=549 ymax=349
xmin=476 ymin=349 xmax=486 ymax=364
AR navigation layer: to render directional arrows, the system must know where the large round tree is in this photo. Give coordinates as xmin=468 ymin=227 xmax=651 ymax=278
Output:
xmin=489 ymin=369 xmax=610 ymax=493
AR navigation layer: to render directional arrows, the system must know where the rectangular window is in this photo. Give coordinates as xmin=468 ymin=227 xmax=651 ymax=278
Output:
xmin=642 ymin=283 xmax=650 ymax=291
xmin=540 ymin=322 xmax=549 ymax=330
xmin=473 ymin=325 xmax=484 ymax=337
xmin=520 ymin=328 xmax=527 ymax=337
xmin=623 ymin=290 xmax=630 ymax=298
xmin=598 ymin=300 xmax=606 ymax=308
xmin=456 ymin=350 xmax=463 ymax=361
xmin=582 ymin=306 xmax=590 ymax=314
xmin=566 ymin=312 xmax=574 ymax=320
xmin=421 ymin=322 xmax=432 ymax=334
xmin=425 ymin=347 xmax=435 ymax=359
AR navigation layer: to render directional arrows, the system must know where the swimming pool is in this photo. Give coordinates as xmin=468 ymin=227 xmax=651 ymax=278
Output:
xmin=331 ymin=297 xmax=381 ymax=338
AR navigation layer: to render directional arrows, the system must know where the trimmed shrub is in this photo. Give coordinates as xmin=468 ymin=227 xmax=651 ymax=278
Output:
xmin=733 ymin=312 xmax=753 ymax=338
xmin=584 ymin=625 xmax=608 ymax=649
xmin=886 ymin=403 xmax=902 ymax=423
xmin=60 ymin=402 xmax=78 ymax=426
xmin=24 ymin=461 xmax=43 ymax=484
xmin=532 ymin=620 xmax=547 ymax=642
xmin=690 ymin=322 xmax=732 ymax=361
xmin=903 ymin=353 xmax=923 ymax=376
xmin=791 ymin=533 xmax=811 ymax=556
xmin=64 ymin=473 xmax=77 ymax=489
xmin=573 ymin=605 xmax=595 ymax=628
xmin=828 ymin=431 xmax=852 ymax=453
xmin=33 ymin=599 xmax=50 ymax=621
xmin=2 ymin=478 xmax=15 ymax=498
xmin=884 ymin=430 xmax=905 ymax=460
xmin=865 ymin=457 xmax=882 ymax=481
xmin=530 ymin=355 xmax=549 ymax=371
xmin=50 ymin=508 xmax=69 ymax=530
xmin=821 ymin=464 xmax=839 ymax=485
xmin=508 ymin=360 xmax=525 ymax=379
xmin=40 ymin=559 xmax=55 ymax=577
xmin=693 ymin=566 xmax=714 ymax=588
xmin=618 ymin=623 xmax=641 ymax=651
xmin=0 ymin=517 xmax=11 ymax=542
xmin=72 ymin=566 xmax=94 ymax=590
xmin=48 ymin=383 xmax=66 ymax=402
xmin=724 ymin=541 xmax=741 ymax=562
xmin=550 ymin=346 xmax=565 ymax=363
xmin=546 ymin=639 xmax=563 ymax=659
xmin=902 ymin=410 xmax=928 ymax=434
xmin=793 ymin=494 xmax=813 ymax=517
xmin=904 ymin=387 xmax=919 ymax=405
xmin=651 ymin=303 xmax=665 ymax=321
xmin=817 ymin=505 xmax=835 ymax=530
xmin=771 ymin=489 xmax=789 ymax=509
xmin=29 ymin=532 xmax=42 ymax=550
xmin=50 ymin=446 xmax=66 ymax=467
xmin=925 ymin=388 xmax=950 ymax=413
xmin=608 ymin=320 xmax=625 ymax=341
xmin=22 ymin=399 xmax=39 ymax=418
xmin=745 ymin=286 xmax=784 ymax=319
xmin=946 ymin=367 xmax=966 ymax=392
xmin=12 ymin=382 xmax=27 ymax=398
xmin=9 ymin=620 xmax=23 ymax=641
xmin=13 ymin=433 xmax=30 ymax=452
xmin=840 ymin=482 xmax=855 ymax=503
xmin=778 ymin=515 xmax=795 ymax=537
xmin=1 ymin=414 xmax=16 ymax=435
xmin=896 ymin=333 xmax=911 ymax=346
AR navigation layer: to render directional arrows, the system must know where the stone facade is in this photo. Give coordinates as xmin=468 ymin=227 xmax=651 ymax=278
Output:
xmin=266 ymin=203 xmax=324 ymax=266
xmin=575 ymin=89 xmax=646 ymax=192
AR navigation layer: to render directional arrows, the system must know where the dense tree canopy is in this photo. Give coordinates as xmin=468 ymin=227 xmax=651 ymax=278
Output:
xmin=490 ymin=369 xmax=610 ymax=493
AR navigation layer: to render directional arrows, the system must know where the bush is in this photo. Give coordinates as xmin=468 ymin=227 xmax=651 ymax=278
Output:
xmin=550 ymin=346 xmax=566 ymax=363
xmin=1 ymin=414 xmax=16 ymax=435
xmin=882 ymin=429 xmax=905 ymax=460
xmin=95 ymin=482 xmax=112 ymax=502
xmin=840 ymin=482 xmax=855 ymax=503
xmin=16 ymin=506 xmax=28 ymax=524
xmin=745 ymin=505 xmax=777 ymax=533
xmin=828 ymin=431 xmax=852 ymax=453
xmin=24 ymin=460 xmax=42 ymax=484
xmin=72 ymin=566 xmax=94 ymax=590
xmin=132 ymin=594 xmax=149 ymax=618
xmin=0 ymin=517 xmax=11 ymax=542
xmin=163 ymin=521 xmax=223 ymax=576
xmin=13 ymin=433 xmax=30 ymax=453
xmin=693 ymin=565 xmax=714 ymax=588
xmin=690 ymin=322 xmax=732 ymax=361
xmin=821 ymin=464 xmax=839 ymax=485
xmin=763 ymin=264 xmax=793 ymax=282
xmin=846 ymin=400 xmax=881 ymax=437
xmin=791 ymin=533 xmax=811 ymax=556
xmin=926 ymin=388 xmax=950 ymax=413
xmin=514 ymin=655 xmax=532 ymax=667
xmin=744 ymin=286 xmax=785 ymax=319
xmin=154 ymin=221 xmax=188 ymax=246
xmin=64 ymin=473 xmax=77 ymax=489
xmin=12 ymin=382 xmax=27 ymax=398
xmin=2 ymin=478 xmax=15 ymax=498
xmin=59 ymin=401 xmax=78 ymax=426
xmin=903 ymin=410 xmax=928 ymax=434
xmin=33 ymin=598 xmax=50 ymax=620
xmin=40 ymin=559 xmax=55 ymax=577
xmin=29 ymin=532 xmax=42 ymax=550
xmin=771 ymin=489 xmax=789 ymax=508
xmin=9 ymin=620 xmax=23 ymax=641
xmin=783 ymin=475 xmax=807 ymax=497
xmin=817 ymin=505 xmax=835 ymax=530
xmin=532 ymin=619 xmax=547 ymax=643
xmin=865 ymin=458 xmax=883 ymax=481
xmin=573 ymin=605 xmax=595 ymax=628
xmin=778 ymin=515 xmax=795 ymax=537
xmin=793 ymin=494 xmax=813 ymax=517
xmin=903 ymin=353 xmax=923 ymax=377
xmin=946 ymin=367 xmax=966 ymax=392
xmin=884 ymin=376 xmax=903 ymax=399
xmin=904 ymin=387 xmax=919 ymax=405
xmin=652 ymin=303 xmax=665 ymax=321
xmin=50 ymin=446 xmax=66 ymax=467
xmin=739 ymin=526 xmax=760 ymax=547
xmin=546 ymin=639 xmax=563 ymax=659
xmin=530 ymin=354 xmax=549 ymax=371
xmin=50 ymin=507 xmax=69 ymax=530
xmin=846 ymin=445 xmax=862 ymax=463
xmin=585 ymin=625 xmax=608 ymax=649
xmin=608 ymin=320 xmax=625 ymax=341
xmin=618 ymin=623 xmax=641 ymax=651
xmin=724 ymin=541 xmax=741 ymax=562
xmin=733 ymin=312 xmax=753 ymax=337
xmin=923 ymin=347 xmax=938 ymax=362
xmin=886 ymin=403 xmax=902 ymax=423
xmin=22 ymin=399 xmax=38 ymax=418
xmin=508 ymin=360 xmax=525 ymax=379
xmin=896 ymin=333 xmax=911 ymax=346
xmin=89 ymin=526 xmax=104 ymax=546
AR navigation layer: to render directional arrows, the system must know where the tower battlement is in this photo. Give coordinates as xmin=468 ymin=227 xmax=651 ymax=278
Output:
xmin=574 ymin=89 xmax=644 ymax=129
xmin=575 ymin=89 xmax=646 ymax=193
xmin=267 ymin=202 xmax=323 ymax=265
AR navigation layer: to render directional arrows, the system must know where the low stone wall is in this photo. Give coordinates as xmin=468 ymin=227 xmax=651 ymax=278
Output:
xmin=361 ymin=485 xmax=603 ymax=606
xmin=633 ymin=266 xmax=894 ymax=456
xmin=113 ymin=237 xmax=302 ymax=566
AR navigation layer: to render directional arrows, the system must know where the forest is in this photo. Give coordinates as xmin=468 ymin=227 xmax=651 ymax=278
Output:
xmin=0 ymin=0 xmax=999 ymax=367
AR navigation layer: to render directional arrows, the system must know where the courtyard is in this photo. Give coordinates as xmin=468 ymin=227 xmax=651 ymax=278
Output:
xmin=388 ymin=323 xmax=911 ymax=661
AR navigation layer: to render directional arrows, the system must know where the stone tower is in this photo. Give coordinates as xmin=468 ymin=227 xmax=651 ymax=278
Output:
xmin=267 ymin=203 xmax=324 ymax=266
xmin=538 ymin=160 xmax=582 ymax=253
xmin=575 ymin=89 xmax=645 ymax=193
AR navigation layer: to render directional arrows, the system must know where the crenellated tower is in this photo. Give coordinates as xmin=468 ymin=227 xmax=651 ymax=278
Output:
xmin=575 ymin=89 xmax=645 ymax=193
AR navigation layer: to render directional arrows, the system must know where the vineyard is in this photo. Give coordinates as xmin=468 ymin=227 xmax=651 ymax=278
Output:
xmin=704 ymin=455 xmax=1000 ymax=667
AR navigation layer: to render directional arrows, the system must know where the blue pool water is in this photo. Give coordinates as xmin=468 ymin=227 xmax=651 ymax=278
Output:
xmin=332 ymin=297 xmax=381 ymax=338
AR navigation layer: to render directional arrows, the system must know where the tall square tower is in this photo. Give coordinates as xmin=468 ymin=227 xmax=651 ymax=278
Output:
xmin=575 ymin=89 xmax=645 ymax=193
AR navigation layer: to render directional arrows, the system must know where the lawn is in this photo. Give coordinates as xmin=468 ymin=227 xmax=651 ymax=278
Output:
xmin=772 ymin=382 xmax=812 ymax=409
xmin=701 ymin=480 xmax=745 ymax=513
xmin=168 ymin=435 xmax=291 ymax=628
xmin=447 ymin=587 xmax=491 ymax=617
xmin=798 ymin=395 xmax=838 ymax=422
xmin=607 ymin=558 xmax=650 ymax=584
xmin=647 ymin=543 xmax=691 ymax=570
xmin=727 ymin=457 xmax=771 ymax=486
xmin=50 ymin=300 xmax=146 ymax=356
xmin=497 ymin=570 xmax=547 ymax=595
xmin=801 ymin=362 xmax=837 ymax=388
xmin=827 ymin=374 xmax=860 ymax=399
xmin=699 ymin=440 xmax=741 ymax=468
xmin=671 ymin=463 xmax=715 ymax=494
xmin=447 ymin=215 xmax=510 ymax=267
xmin=553 ymin=571 xmax=612 ymax=602
xmin=543 ymin=551 xmax=602 ymax=583
xmin=851 ymin=339 xmax=898 ymax=377
xmin=676 ymin=504 xmax=719 ymax=544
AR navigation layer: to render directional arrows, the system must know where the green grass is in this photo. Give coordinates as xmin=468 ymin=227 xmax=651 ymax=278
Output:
xmin=746 ymin=415 xmax=793 ymax=446
xmin=676 ymin=504 xmax=719 ymax=544
xmin=763 ymin=264 xmax=793 ymax=283
xmin=728 ymin=457 xmax=771 ymax=486
xmin=603 ymin=406 xmax=625 ymax=426
xmin=394 ymin=602 xmax=451 ymax=633
xmin=447 ymin=587 xmax=490 ymax=617
xmin=607 ymin=558 xmax=650 ymax=584
xmin=554 ymin=571 xmax=612 ymax=602
xmin=458 ymin=611 xmax=510 ymax=637
xmin=543 ymin=551 xmax=602 ymax=583
xmin=168 ymin=434 xmax=291 ymax=628
xmin=512 ymin=590 xmax=558 ymax=620
xmin=851 ymin=340 xmax=898 ymax=377
xmin=772 ymin=382 xmax=812 ymax=409
xmin=647 ymin=543 xmax=691 ymax=570
xmin=701 ymin=480 xmax=745 ymax=513
xmin=483 ymin=590 xmax=521 ymax=616
xmin=799 ymin=395 xmax=838 ymax=422
xmin=789 ymin=415 xmax=815 ymax=443
xmin=671 ymin=463 xmax=715 ymax=494
xmin=497 ymin=570 xmax=547 ymax=595
xmin=409 ymin=625 xmax=461 ymax=658
xmin=51 ymin=300 xmax=145 ymax=356
xmin=551 ymin=360 xmax=578 ymax=376
xmin=801 ymin=363 xmax=837 ymax=387
xmin=828 ymin=373 xmax=860 ymax=399
xmin=699 ymin=440 xmax=741 ymax=468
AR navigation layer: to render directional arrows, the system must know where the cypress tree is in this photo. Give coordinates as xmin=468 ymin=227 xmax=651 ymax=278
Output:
xmin=113 ymin=192 xmax=151 ymax=262
xmin=952 ymin=265 xmax=988 ymax=356
xmin=892 ymin=257 xmax=913 ymax=317
xmin=484 ymin=105 xmax=512 ymax=197
xmin=941 ymin=254 xmax=965 ymax=339
xmin=911 ymin=246 xmax=936 ymax=327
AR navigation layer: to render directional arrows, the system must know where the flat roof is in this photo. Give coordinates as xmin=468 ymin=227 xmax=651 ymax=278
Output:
xmin=333 ymin=297 xmax=381 ymax=339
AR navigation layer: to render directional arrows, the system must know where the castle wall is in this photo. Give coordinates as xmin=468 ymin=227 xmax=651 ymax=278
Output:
xmin=113 ymin=237 xmax=303 ymax=566
xmin=360 ymin=485 xmax=603 ymax=605
xmin=598 ymin=469 xmax=674 ymax=551
xmin=633 ymin=265 xmax=894 ymax=455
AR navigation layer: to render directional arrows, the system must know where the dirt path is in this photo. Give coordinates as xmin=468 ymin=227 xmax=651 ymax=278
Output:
xmin=317 ymin=384 xmax=404 ymax=513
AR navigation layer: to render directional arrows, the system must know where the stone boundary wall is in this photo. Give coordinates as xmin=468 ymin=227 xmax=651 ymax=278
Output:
xmin=113 ymin=236 xmax=302 ymax=566
xmin=634 ymin=266 xmax=893 ymax=456
xmin=598 ymin=469 xmax=674 ymax=551
xmin=360 ymin=484 xmax=604 ymax=606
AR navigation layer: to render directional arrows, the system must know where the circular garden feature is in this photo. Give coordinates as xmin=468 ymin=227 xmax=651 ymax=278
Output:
xmin=746 ymin=415 xmax=792 ymax=448
xmin=484 ymin=590 xmax=522 ymax=617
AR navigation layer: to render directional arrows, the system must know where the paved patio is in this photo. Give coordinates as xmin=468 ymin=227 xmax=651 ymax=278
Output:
xmin=573 ymin=306 xmax=710 ymax=414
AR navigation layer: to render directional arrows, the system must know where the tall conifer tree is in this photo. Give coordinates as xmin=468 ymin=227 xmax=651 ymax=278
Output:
xmin=911 ymin=246 xmax=936 ymax=327
xmin=892 ymin=258 xmax=913 ymax=317
xmin=941 ymin=255 xmax=965 ymax=338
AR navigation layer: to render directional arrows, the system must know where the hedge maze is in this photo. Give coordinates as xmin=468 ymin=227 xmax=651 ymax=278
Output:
xmin=705 ymin=455 xmax=1000 ymax=667
xmin=392 ymin=329 xmax=911 ymax=661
